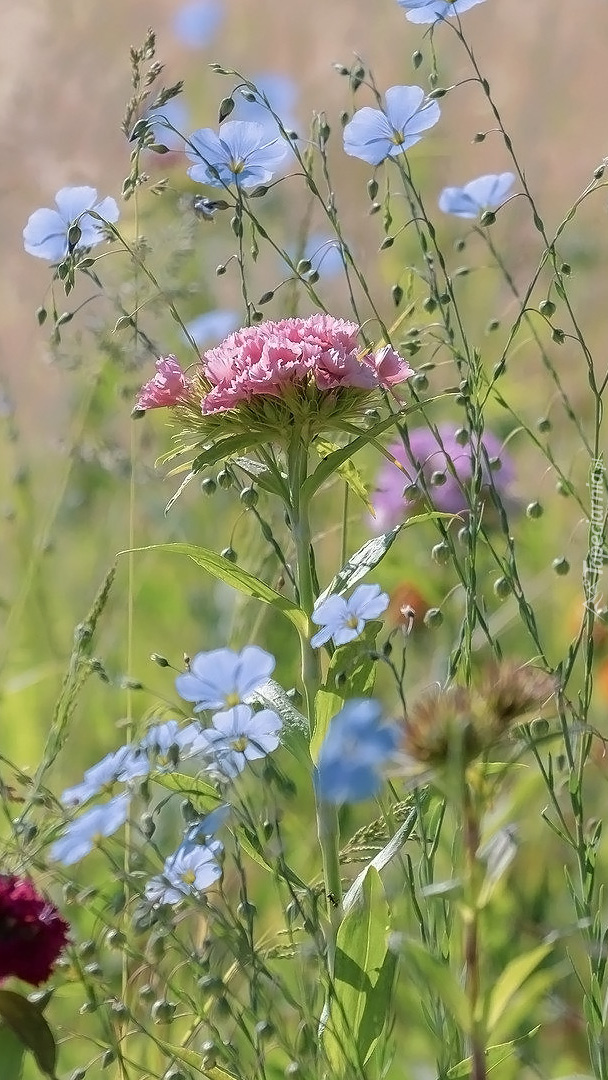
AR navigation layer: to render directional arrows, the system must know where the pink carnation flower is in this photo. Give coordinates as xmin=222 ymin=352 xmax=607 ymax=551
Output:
xmin=200 ymin=315 xmax=413 ymax=414
xmin=135 ymin=356 xmax=193 ymax=411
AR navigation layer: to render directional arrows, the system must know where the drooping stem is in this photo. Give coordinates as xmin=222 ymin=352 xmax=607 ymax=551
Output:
xmin=287 ymin=434 xmax=343 ymax=953
xmin=463 ymin=785 xmax=486 ymax=1080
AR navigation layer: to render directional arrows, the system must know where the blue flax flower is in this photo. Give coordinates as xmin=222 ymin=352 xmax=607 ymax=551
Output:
xmin=60 ymin=746 xmax=148 ymax=807
xmin=140 ymin=720 xmax=202 ymax=769
xmin=397 ymin=0 xmax=487 ymax=24
xmin=23 ymin=186 xmax=119 ymax=261
xmin=231 ymin=73 xmax=298 ymax=141
xmin=343 ymin=86 xmax=441 ymax=166
xmin=145 ymin=840 xmax=223 ymax=905
xmin=317 ymin=700 xmax=400 ymax=804
xmin=181 ymin=804 xmax=231 ymax=854
xmin=186 ymin=121 xmax=288 ymax=189
xmin=194 ymin=705 xmax=282 ymax=779
xmin=176 ymin=645 xmax=275 ymax=712
xmin=438 ymin=172 xmax=515 ymax=219
xmin=50 ymin=794 xmax=130 ymax=865
xmin=172 ymin=0 xmax=224 ymax=48
xmin=186 ymin=310 xmax=239 ymax=347
xmin=311 ymin=584 xmax=389 ymax=649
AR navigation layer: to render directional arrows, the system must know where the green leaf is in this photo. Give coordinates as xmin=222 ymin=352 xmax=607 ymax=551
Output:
xmin=445 ymin=1026 xmax=540 ymax=1078
xmin=233 ymin=457 xmax=288 ymax=498
xmin=485 ymin=944 xmax=552 ymax=1036
xmin=0 ymin=1024 xmax=25 ymax=1080
xmin=0 ymin=991 xmax=57 ymax=1078
xmin=398 ymin=940 xmax=470 ymax=1034
xmin=233 ymin=827 xmax=307 ymax=890
xmin=311 ymin=623 xmax=379 ymax=760
xmin=315 ymin=439 xmax=373 ymax=513
xmin=324 ymin=868 xmax=394 ymax=1073
xmin=303 ymin=397 xmax=446 ymax=501
xmin=251 ymin=678 xmax=310 ymax=767
xmin=153 ymin=772 xmax=220 ymax=814
xmin=343 ymin=809 xmax=417 ymax=913
xmin=124 ymin=544 xmax=308 ymax=634
xmin=316 ymin=513 xmax=451 ymax=606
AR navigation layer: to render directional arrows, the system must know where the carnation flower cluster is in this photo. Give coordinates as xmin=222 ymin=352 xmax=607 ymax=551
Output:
xmin=134 ymin=315 xmax=413 ymax=445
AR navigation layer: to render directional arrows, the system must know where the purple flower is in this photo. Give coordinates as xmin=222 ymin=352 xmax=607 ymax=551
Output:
xmin=371 ymin=424 xmax=514 ymax=530
xmin=343 ymin=86 xmax=441 ymax=166
xmin=176 ymin=646 xmax=275 ymax=712
xmin=49 ymin=794 xmax=130 ymax=865
xmin=23 ymin=186 xmax=119 ymax=262
xmin=397 ymin=0 xmax=487 ymax=23
xmin=172 ymin=0 xmax=224 ymax=48
xmin=193 ymin=705 xmax=282 ymax=779
xmin=317 ymin=699 xmax=399 ymax=803
xmin=439 ymin=173 xmax=515 ymax=219
xmin=311 ymin=584 xmax=389 ymax=649
xmin=186 ymin=121 xmax=288 ymax=189
xmin=145 ymin=841 xmax=223 ymax=905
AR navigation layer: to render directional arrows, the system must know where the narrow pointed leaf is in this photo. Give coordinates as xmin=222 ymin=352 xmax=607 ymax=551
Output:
xmin=324 ymin=868 xmax=392 ymax=1072
xmin=316 ymin=513 xmax=452 ymax=605
xmin=250 ymin=678 xmax=310 ymax=766
xmin=125 ymin=544 xmax=308 ymax=634
xmin=0 ymin=991 xmax=57 ymax=1078
xmin=343 ymin=809 xmax=417 ymax=913
xmin=445 ymin=1026 xmax=540 ymax=1078
xmin=486 ymin=943 xmax=552 ymax=1035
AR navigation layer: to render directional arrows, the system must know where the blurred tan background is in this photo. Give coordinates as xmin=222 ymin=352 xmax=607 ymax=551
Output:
xmin=2 ymin=0 xmax=608 ymax=435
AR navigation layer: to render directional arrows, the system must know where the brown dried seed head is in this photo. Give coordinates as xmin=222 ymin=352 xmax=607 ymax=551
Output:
xmin=403 ymin=685 xmax=482 ymax=766
xmin=480 ymin=661 xmax=556 ymax=733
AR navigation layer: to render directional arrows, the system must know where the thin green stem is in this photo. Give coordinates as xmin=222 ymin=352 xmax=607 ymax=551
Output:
xmin=287 ymin=435 xmax=343 ymax=952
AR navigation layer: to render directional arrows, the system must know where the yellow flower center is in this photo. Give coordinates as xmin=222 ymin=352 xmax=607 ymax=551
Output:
xmin=181 ymin=869 xmax=196 ymax=885
xmin=230 ymin=736 xmax=249 ymax=752
xmin=390 ymin=130 xmax=405 ymax=147
xmin=229 ymin=158 xmax=245 ymax=174
xmin=346 ymin=615 xmax=359 ymax=629
xmin=224 ymin=691 xmax=241 ymax=708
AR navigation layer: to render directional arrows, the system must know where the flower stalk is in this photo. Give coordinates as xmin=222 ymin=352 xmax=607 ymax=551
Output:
xmin=462 ymin=781 xmax=487 ymax=1080
xmin=287 ymin=434 xmax=343 ymax=951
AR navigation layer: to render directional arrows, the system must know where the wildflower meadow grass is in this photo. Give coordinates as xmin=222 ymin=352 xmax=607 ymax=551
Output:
xmin=3 ymin=2 xmax=608 ymax=1079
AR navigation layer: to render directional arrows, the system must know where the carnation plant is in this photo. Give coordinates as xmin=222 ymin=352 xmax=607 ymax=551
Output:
xmin=4 ymin=4 xmax=608 ymax=1080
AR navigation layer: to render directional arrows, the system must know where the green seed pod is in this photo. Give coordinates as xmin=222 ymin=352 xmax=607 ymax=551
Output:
xmin=150 ymin=652 xmax=169 ymax=666
xmin=217 ymin=468 xmax=233 ymax=489
xmin=493 ymin=576 xmax=511 ymax=599
xmin=539 ymin=299 xmax=555 ymax=317
xmin=151 ymin=999 xmax=177 ymax=1024
xmin=200 ymin=477 xmax=217 ymax=496
xmin=424 ymin=607 xmax=443 ymax=629
xmin=526 ymin=501 xmax=543 ymax=519
xmin=552 ymin=557 xmax=570 ymax=576
xmin=431 ymin=542 xmax=450 ymax=565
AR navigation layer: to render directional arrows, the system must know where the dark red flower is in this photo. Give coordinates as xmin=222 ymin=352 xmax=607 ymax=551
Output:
xmin=0 ymin=875 xmax=69 ymax=985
